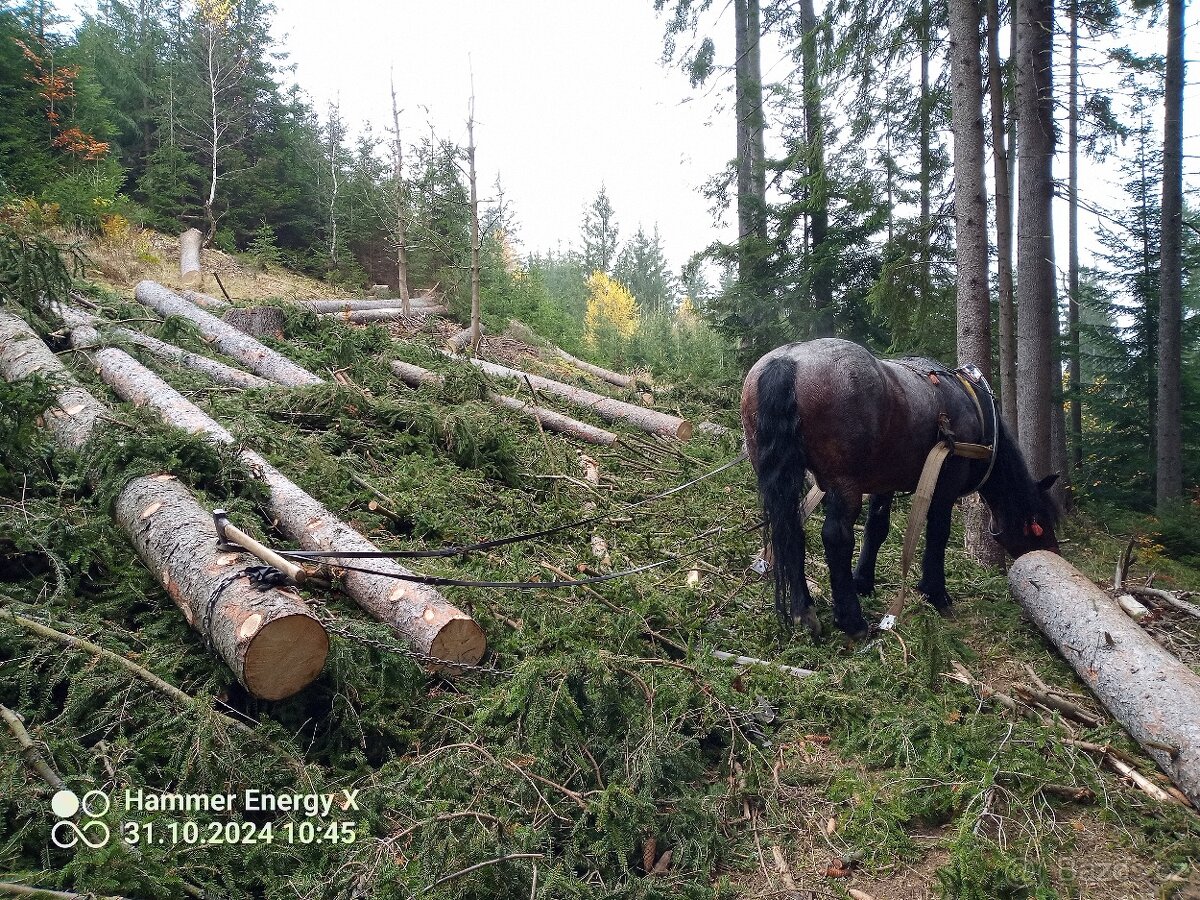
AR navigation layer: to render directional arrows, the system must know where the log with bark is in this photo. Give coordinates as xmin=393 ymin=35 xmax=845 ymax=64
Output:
xmin=553 ymin=347 xmax=636 ymax=390
xmin=1009 ymin=550 xmax=1200 ymax=805
xmin=460 ymin=356 xmax=693 ymax=440
xmin=53 ymin=303 xmax=270 ymax=390
xmin=300 ymin=298 xmax=441 ymax=314
xmin=2 ymin=316 xmax=327 ymax=699
xmin=115 ymin=475 xmax=329 ymax=699
xmin=71 ymin=339 xmax=485 ymax=666
xmin=0 ymin=310 xmax=105 ymax=450
xmin=390 ymin=360 xmax=618 ymax=446
xmin=180 ymin=228 xmax=203 ymax=287
xmin=447 ymin=325 xmax=479 ymax=353
xmin=134 ymin=280 xmax=322 ymax=387
xmin=180 ymin=289 xmax=229 ymax=311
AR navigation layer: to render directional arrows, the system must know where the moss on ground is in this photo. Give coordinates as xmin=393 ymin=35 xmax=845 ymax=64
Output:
xmin=0 ymin=298 xmax=1197 ymax=899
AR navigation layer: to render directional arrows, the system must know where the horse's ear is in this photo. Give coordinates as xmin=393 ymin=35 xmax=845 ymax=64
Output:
xmin=1037 ymin=473 xmax=1059 ymax=493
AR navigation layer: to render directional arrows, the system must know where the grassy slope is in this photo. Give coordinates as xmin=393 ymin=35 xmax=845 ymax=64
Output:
xmin=1 ymin=245 xmax=1198 ymax=899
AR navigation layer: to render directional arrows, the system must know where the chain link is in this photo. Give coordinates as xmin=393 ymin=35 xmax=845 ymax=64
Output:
xmin=305 ymin=599 xmax=510 ymax=677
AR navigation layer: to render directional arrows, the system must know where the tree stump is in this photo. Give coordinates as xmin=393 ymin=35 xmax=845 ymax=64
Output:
xmin=180 ymin=228 xmax=203 ymax=288
xmin=222 ymin=307 xmax=286 ymax=340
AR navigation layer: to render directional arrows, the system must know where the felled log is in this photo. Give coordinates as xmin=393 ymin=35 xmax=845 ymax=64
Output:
xmin=300 ymin=298 xmax=439 ymax=314
xmin=222 ymin=306 xmax=285 ymax=340
xmin=554 ymin=347 xmax=635 ymax=390
xmin=180 ymin=289 xmax=229 ymax=311
xmin=697 ymin=421 xmax=732 ymax=438
xmin=75 ymin=342 xmax=485 ymax=666
xmin=390 ymin=360 xmax=618 ymax=446
xmin=447 ymin=325 xmax=479 ymax=353
xmin=462 ymin=356 xmax=693 ymax=440
xmin=2 ymin=317 xmax=327 ymax=699
xmin=0 ymin=311 xmax=105 ymax=450
xmin=115 ymin=476 xmax=329 ymax=700
xmin=135 ymin=280 xmax=322 ymax=387
xmin=180 ymin=228 xmax=203 ymax=287
xmin=1010 ymin=551 xmax=1200 ymax=805
xmin=322 ymin=306 xmax=447 ymax=324
xmin=53 ymin=304 xmax=269 ymax=390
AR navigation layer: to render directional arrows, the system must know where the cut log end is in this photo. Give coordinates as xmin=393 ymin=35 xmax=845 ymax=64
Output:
xmin=241 ymin=613 xmax=330 ymax=700
xmin=675 ymin=421 xmax=695 ymax=441
xmin=428 ymin=616 xmax=487 ymax=667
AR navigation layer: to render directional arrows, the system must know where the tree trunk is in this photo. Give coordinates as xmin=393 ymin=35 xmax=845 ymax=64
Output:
xmin=0 ymin=311 xmax=105 ymax=450
xmin=1156 ymin=0 xmax=1185 ymax=509
xmin=1010 ymin=551 xmax=1200 ymax=806
xmin=114 ymin=476 xmax=329 ymax=700
xmin=554 ymin=348 xmax=636 ymax=390
xmin=1014 ymin=0 xmax=1056 ymax=479
xmin=391 ymin=360 xmax=619 ymax=446
xmin=134 ymin=280 xmax=322 ymax=387
xmin=1067 ymin=4 xmax=1083 ymax=472
xmin=221 ymin=307 xmax=285 ymax=340
xmin=919 ymin=0 xmax=932 ymax=321
xmin=1 ymin=314 xmax=326 ymax=699
xmin=390 ymin=72 xmax=412 ymax=312
xmin=949 ymin=0 xmax=1004 ymax=568
xmin=55 ymin=305 xmax=270 ymax=390
xmin=986 ymin=0 xmax=1018 ymax=434
xmin=70 ymin=338 xmax=485 ymax=666
xmin=447 ymin=325 xmax=480 ymax=353
xmin=463 ymin=355 xmax=693 ymax=440
xmin=467 ymin=94 xmax=482 ymax=353
xmin=734 ymin=0 xmax=767 ymax=279
xmin=180 ymin=228 xmax=203 ymax=288
xmin=799 ymin=0 xmax=832 ymax=334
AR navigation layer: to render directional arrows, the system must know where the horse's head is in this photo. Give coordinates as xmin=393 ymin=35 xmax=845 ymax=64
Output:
xmin=990 ymin=473 xmax=1061 ymax=557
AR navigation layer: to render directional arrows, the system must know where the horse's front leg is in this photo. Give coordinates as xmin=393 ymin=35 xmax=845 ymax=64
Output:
xmin=854 ymin=492 xmax=894 ymax=596
xmin=821 ymin=490 xmax=868 ymax=638
xmin=916 ymin=499 xmax=955 ymax=613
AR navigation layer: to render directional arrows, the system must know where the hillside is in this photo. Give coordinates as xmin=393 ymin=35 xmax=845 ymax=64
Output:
xmin=1 ymin=250 xmax=1199 ymax=900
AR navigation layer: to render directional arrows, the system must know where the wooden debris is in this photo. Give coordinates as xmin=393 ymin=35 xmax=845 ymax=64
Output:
xmin=321 ymin=306 xmax=447 ymax=323
xmin=447 ymin=325 xmax=478 ymax=353
xmin=1126 ymin=584 xmax=1200 ymax=620
xmin=134 ymin=280 xmax=322 ymax=387
xmin=1116 ymin=593 xmax=1151 ymax=622
xmin=1010 ymin=551 xmax=1200 ymax=805
xmin=300 ymin=297 xmax=440 ymax=313
xmin=710 ymin=649 xmax=815 ymax=679
xmin=462 ymin=355 xmax=693 ymax=439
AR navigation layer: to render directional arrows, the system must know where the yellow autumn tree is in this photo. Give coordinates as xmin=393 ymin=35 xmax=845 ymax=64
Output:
xmin=584 ymin=271 xmax=639 ymax=347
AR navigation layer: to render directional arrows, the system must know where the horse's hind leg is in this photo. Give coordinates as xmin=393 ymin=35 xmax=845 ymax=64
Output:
xmin=917 ymin=498 xmax=955 ymax=613
xmin=854 ymin=492 xmax=893 ymax=596
xmin=821 ymin=490 xmax=869 ymax=638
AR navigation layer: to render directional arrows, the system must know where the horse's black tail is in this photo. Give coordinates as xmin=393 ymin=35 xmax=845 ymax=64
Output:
xmin=754 ymin=355 xmax=807 ymax=626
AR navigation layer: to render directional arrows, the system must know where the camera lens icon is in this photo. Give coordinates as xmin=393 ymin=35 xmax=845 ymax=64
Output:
xmin=49 ymin=790 xmax=111 ymax=849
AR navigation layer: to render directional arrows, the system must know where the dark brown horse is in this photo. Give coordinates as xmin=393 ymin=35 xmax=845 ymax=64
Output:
xmin=741 ymin=338 xmax=1059 ymax=640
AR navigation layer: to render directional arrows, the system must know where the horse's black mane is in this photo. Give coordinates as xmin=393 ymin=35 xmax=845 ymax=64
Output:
xmin=981 ymin=414 xmax=1060 ymax=530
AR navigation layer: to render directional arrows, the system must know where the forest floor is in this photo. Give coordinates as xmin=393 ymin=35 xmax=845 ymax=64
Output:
xmin=1 ymin=234 xmax=1198 ymax=899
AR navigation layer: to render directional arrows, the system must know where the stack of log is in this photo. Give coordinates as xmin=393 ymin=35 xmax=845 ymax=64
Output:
xmin=0 ymin=311 xmax=327 ymax=700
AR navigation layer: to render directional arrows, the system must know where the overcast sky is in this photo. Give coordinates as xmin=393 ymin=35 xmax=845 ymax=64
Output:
xmin=58 ymin=1 xmax=1198 ymax=280
xmin=274 ymin=0 xmax=740 ymax=271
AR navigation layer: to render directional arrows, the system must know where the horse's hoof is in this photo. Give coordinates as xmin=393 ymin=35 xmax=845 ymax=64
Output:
xmin=854 ymin=576 xmax=876 ymax=596
xmin=795 ymin=609 xmax=823 ymax=643
xmin=917 ymin=581 xmax=954 ymax=614
xmin=844 ymin=628 xmax=870 ymax=644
